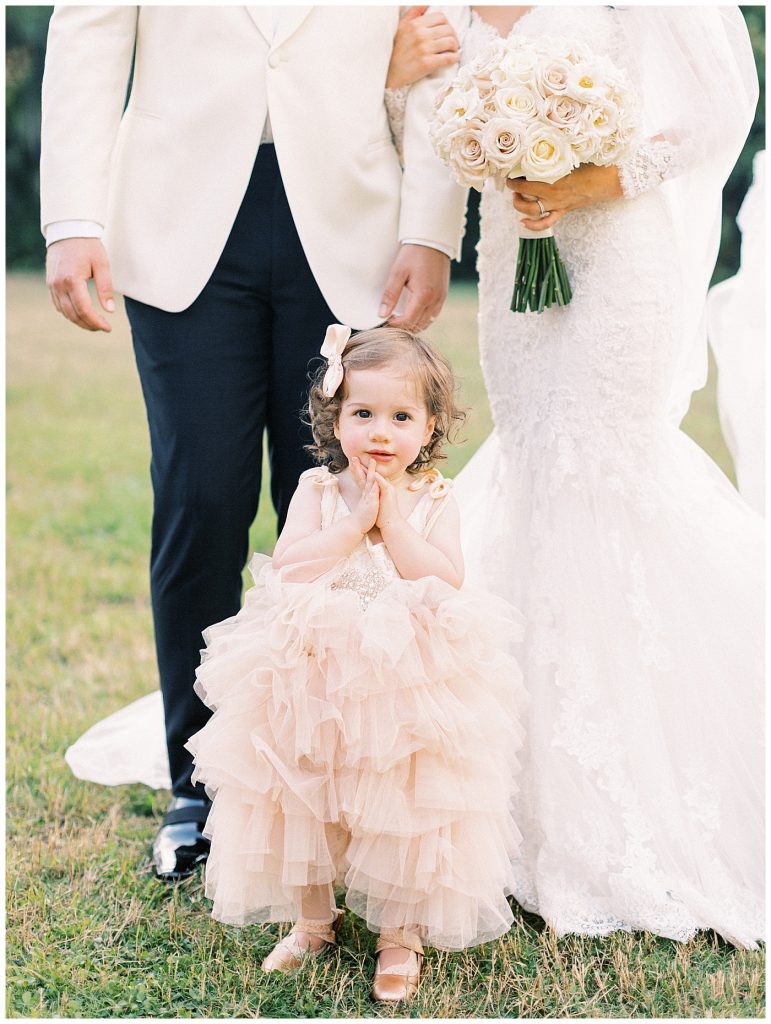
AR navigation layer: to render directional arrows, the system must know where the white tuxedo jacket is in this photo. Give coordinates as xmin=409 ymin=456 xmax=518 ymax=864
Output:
xmin=40 ymin=6 xmax=468 ymax=328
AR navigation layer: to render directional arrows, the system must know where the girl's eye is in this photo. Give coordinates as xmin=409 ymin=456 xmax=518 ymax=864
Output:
xmin=354 ymin=409 xmax=371 ymax=418
xmin=395 ymin=412 xmax=410 ymax=422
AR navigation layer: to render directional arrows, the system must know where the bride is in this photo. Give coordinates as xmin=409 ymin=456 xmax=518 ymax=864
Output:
xmin=67 ymin=5 xmax=763 ymax=950
xmin=387 ymin=5 xmax=763 ymax=949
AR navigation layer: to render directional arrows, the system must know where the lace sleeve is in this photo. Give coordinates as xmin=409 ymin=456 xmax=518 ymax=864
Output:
xmin=384 ymin=86 xmax=409 ymax=165
xmin=617 ymin=138 xmax=687 ymax=199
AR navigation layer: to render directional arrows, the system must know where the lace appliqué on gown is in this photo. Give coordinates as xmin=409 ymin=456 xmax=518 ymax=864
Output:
xmin=384 ymin=85 xmax=408 ymax=162
xmin=618 ymin=140 xmax=682 ymax=199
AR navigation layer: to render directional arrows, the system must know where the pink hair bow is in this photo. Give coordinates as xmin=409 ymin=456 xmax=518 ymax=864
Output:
xmin=320 ymin=324 xmax=352 ymax=397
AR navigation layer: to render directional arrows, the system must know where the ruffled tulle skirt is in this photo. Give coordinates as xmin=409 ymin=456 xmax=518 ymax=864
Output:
xmin=186 ymin=558 xmax=526 ymax=951
xmin=454 ymin=426 xmax=764 ymax=949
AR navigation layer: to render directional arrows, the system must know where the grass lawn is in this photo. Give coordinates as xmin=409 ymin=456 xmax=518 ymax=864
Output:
xmin=6 ymin=272 xmax=762 ymax=1018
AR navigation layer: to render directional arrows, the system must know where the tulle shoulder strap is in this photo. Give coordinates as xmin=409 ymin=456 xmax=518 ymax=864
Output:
xmin=298 ymin=466 xmax=339 ymax=529
xmin=407 ymin=468 xmax=454 ymax=539
xmin=298 ymin=466 xmax=337 ymax=487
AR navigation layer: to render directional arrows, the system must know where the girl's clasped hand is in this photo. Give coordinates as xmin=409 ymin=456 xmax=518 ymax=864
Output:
xmin=348 ymin=456 xmax=398 ymax=536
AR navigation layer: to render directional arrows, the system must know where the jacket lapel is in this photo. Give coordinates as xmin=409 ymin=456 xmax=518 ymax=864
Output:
xmin=272 ymin=6 xmax=313 ymax=50
xmin=245 ymin=7 xmax=273 ymax=46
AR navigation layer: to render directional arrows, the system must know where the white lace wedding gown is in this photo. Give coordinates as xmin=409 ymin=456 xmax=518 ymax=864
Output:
xmin=453 ymin=7 xmax=764 ymax=949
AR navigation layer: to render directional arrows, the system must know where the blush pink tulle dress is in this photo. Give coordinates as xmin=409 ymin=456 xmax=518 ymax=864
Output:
xmin=185 ymin=466 xmax=526 ymax=951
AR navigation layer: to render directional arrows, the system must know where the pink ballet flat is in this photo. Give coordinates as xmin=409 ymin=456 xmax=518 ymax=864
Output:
xmin=371 ymin=929 xmax=424 ymax=1003
xmin=261 ymin=910 xmax=342 ymax=974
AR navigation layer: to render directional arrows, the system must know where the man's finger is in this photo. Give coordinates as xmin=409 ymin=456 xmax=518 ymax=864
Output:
xmin=393 ymin=279 xmax=436 ymax=327
xmin=67 ymin=277 xmax=112 ymax=332
xmin=48 ymin=286 xmax=63 ymax=316
xmin=378 ymin=264 xmax=409 ymax=320
xmin=389 ymin=301 xmax=430 ymax=331
xmin=93 ymin=258 xmax=116 ymax=314
xmin=59 ymin=289 xmax=96 ymax=331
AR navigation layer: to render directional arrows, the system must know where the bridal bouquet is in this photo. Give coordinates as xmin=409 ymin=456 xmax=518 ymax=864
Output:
xmin=430 ymin=34 xmax=638 ymax=313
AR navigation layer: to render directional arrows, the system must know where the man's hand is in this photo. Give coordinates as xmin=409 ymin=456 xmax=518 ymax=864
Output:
xmin=46 ymin=237 xmax=116 ymax=332
xmin=378 ymin=243 xmax=450 ymax=332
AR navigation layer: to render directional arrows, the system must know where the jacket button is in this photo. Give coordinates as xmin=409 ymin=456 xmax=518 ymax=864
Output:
xmin=268 ymin=53 xmax=280 ymax=69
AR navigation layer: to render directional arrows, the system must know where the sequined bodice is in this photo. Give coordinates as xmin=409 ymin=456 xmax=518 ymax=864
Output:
xmin=308 ymin=466 xmax=451 ymax=608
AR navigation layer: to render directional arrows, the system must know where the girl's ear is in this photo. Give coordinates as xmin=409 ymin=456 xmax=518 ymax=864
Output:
xmin=333 ymin=418 xmax=340 ymax=441
xmin=423 ymin=415 xmax=436 ymax=445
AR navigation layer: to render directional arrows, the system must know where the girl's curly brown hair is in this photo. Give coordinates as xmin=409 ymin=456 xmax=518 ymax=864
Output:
xmin=306 ymin=327 xmax=466 ymax=475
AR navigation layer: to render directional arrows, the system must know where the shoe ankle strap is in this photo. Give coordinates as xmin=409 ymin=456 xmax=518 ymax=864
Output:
xmin=375 ymin=928 xmax=424 ymax=956
xmin=290 ymin=910 xmax=341 ymax=944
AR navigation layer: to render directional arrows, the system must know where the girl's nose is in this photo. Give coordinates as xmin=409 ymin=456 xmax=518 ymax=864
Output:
xmin=369 ymin=419 xmax=390 ymax=441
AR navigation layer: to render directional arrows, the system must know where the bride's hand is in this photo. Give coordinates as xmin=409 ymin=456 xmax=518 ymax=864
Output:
xmin=386 ymin=6 xmax=460 ymax=89
xmin=507 ymin=164 xmax=624 ymax=231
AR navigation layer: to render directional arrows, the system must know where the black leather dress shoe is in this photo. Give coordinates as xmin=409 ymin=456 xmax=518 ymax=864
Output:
xmin=153 ymin=796 xmax=211 ymax=881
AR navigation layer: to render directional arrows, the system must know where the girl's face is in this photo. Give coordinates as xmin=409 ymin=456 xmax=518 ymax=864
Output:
xmin=334 ymin=364 xmax=436 ymax=483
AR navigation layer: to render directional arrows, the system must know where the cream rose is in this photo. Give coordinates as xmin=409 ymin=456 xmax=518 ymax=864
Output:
xmin=520 ymin=122 xmax=577 ymax=183
xmin=434 ymin=84 xmax=483 ymax=127
xmin=585 ymin=99 xmax=620 ymax=138
xmin=543 ymin=94 xmax=585 ymax=130
xmin=494 ymin=84 xmax=540 ymax=120
xmin=446 ymin=124 xmax=490 ymax=189
xmin=565 ymin=121 xmax=602 ymax=162
xmin=500 ymin=44 xmax=538 ymax=85
xmin=590 ymin=133 xmax=627 ymax=166
xmin=465 ymin=39 xmax=507 ymax=97
xmin=534 ymin=57 xmax=573 ymax=98
xmin=481 ymin=117 xmax=527 ymax=174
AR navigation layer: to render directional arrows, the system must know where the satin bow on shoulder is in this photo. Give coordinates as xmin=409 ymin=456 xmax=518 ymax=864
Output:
xmin=408 ymin=468 xmax=452 ymax=498
xmin=320 ymin=324 xmax=352 ymax=397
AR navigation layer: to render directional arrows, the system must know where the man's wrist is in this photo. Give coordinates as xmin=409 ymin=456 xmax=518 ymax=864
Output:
xmin=45 ymin=220 xmax=103 ymax=247
xmin=400 ymin=238 xmax=453 ymax=259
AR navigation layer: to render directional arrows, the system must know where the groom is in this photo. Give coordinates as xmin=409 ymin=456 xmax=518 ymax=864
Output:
xmin=40 ymin=7 xmax=466 ymax=879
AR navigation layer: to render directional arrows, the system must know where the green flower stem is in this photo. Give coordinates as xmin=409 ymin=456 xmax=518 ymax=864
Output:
xmin=510 ymin=235 xmax=573 ymax=314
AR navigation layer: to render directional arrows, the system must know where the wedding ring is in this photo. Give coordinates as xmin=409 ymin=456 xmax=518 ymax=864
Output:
xmin=536 ymin=198 xmax=548 ymax=218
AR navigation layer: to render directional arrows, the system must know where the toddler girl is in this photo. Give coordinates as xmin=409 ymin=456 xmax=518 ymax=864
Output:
xmin=186 ymin=325 xmax=525 ymax=1002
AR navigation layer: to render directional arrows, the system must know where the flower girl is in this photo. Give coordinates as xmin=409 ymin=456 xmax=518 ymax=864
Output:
xmin=186 ymin=325 xmax=525 ymax=1001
